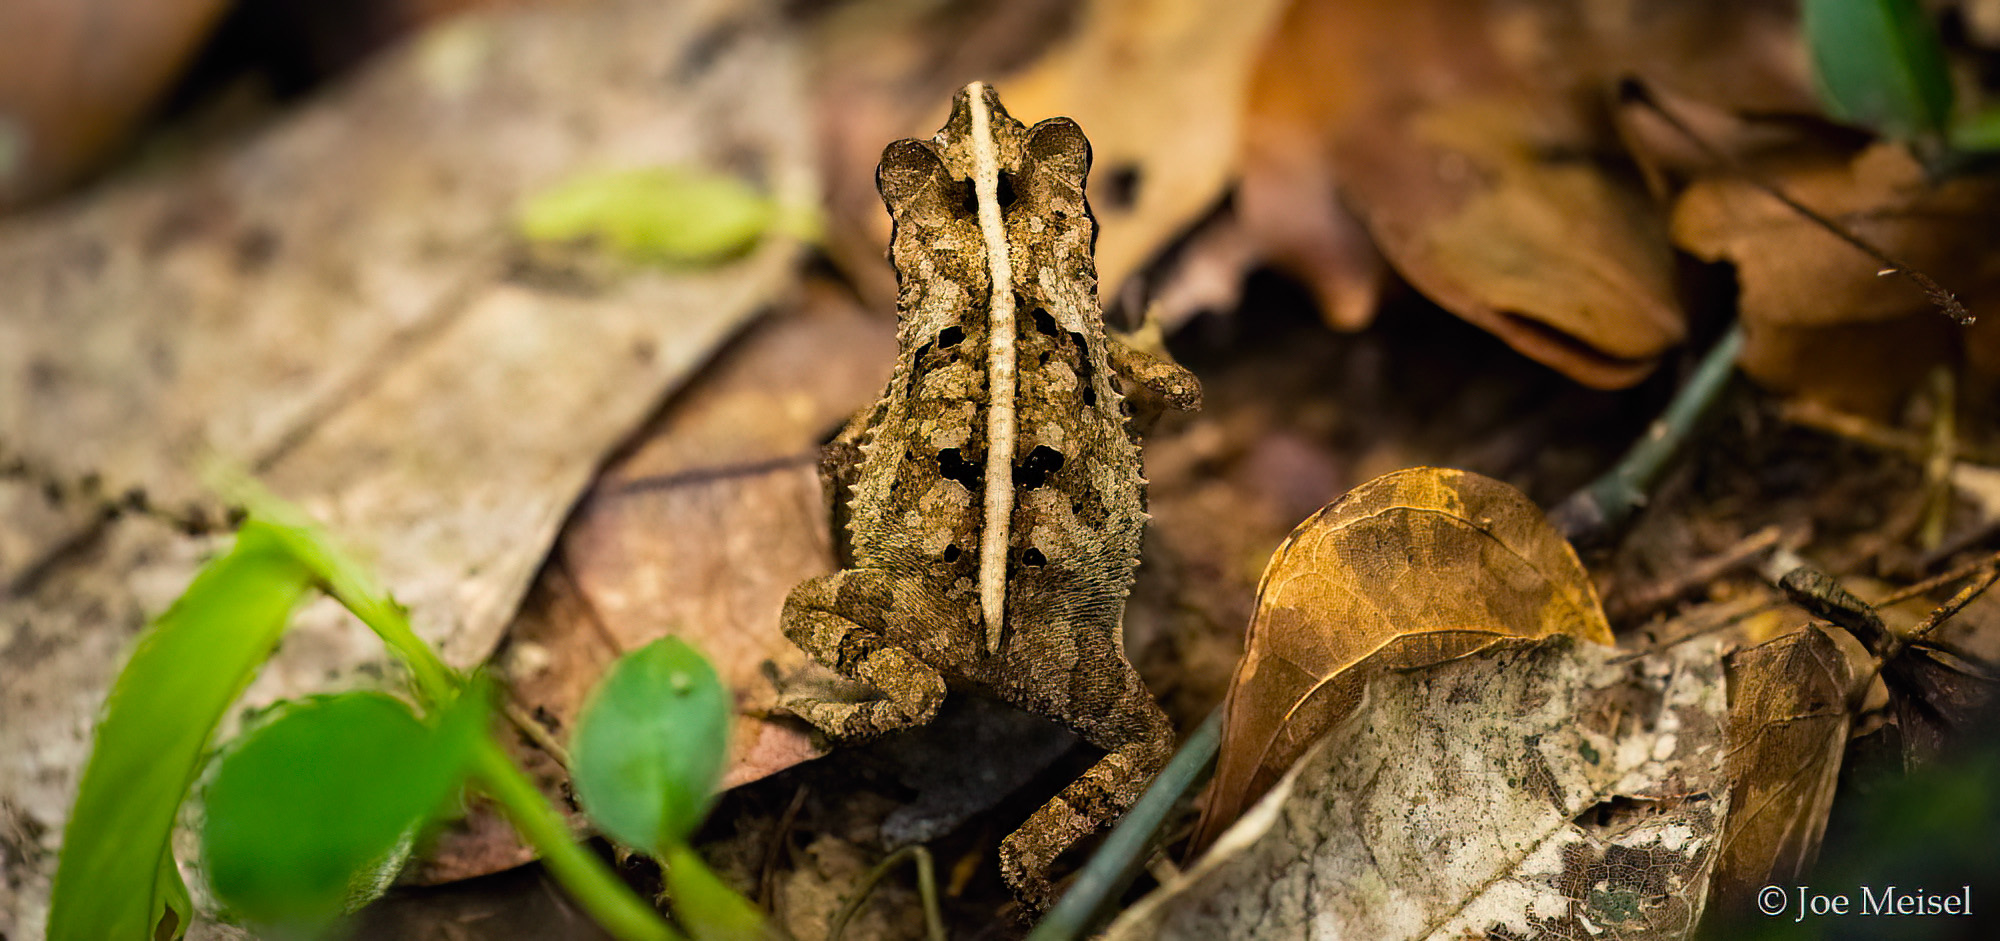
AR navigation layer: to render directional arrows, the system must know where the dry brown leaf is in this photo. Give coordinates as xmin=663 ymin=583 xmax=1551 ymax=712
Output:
xmin=1672 ymin=143 xmax=2000 ymax=413
xmin=1193 ymin=466 xmax=1615 ymax=851
xmin=1711 ymin=625 xmax=1852 ymax=918
xmin=1117 ymin=636 xmax=1729 ymax=940
xmin=415 ymin=284 xmax=891 ymax=881
xmin=1886 ymin=640 xmax=2000 ymax=765
xmin=999 ymin=0 xmax=1290 ymax=298
xmin=0 ymin=0 xmax=231 ymax=209
xmin=1238 ymin=0 xmax=1686 ymax=388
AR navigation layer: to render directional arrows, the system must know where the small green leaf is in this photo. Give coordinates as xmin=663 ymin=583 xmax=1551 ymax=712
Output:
xmin=49 ymin=522 xmax=315 ymax=941
xmin=662 ymin=841 xmax=769 ymax=941
xmin=570 ymin=638 xmax=731 ymax=854
xmin=201 ymin=689 xmax=485 ymax=933
xmin=1804 ymin=0 xmax=1954 ymax=141
xmin=1950 ymin=106 xmax=2000 ymax=152
xmin=209 ymin=466 xmax=458 ymax=708
xmin=516 ymin=167 xmax=777 ymax=265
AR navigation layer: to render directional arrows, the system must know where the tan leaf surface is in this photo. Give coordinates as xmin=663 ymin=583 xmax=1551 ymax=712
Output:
xmin=1711 ymin=625 xmax=1852 ymax=920
xmin=1115 ymin=636 xmax=1729 ymax=940
xmin=0 ymin=1 xmax=811 ymax=934
xmin=1194 ymin=466 xmax=1614 ymax=851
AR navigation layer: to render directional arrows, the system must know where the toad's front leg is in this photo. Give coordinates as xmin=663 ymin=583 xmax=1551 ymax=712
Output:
xmin=779 ymin=570 xmax=947 ymax=741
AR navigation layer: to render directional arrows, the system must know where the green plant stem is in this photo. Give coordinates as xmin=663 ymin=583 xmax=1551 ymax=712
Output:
xmin=213 ymin=465 xmax=461 ymax=708
xmin=1026 ymin=707 xmax=1223 ymax=941
xmin=1550 ymin=323 xmax=1744 ymax=546
xmin=826 ymin=845 xmax=943 ymax=941
xmin=470 ymin=738 xmax=683 ymax=941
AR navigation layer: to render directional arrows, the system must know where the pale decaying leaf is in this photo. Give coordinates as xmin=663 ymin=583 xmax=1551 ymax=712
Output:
xmin=1112 ymin=636 xmax=1730 ymax=940
xmin=1710 ymin=625 xmax=1851 ymax=918
xmin=0 ymin=1 xmax=812 ymax=934
xmin=1195 ymin=466 xmax=1615 ymax=850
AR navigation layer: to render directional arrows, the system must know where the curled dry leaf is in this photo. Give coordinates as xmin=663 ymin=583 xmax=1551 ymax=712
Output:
xmin=0 ymin=0 xmax=230 ymax=209
xmin=1886 ymin=639 xmax=2000 ymax=765
xmin=1710 ymin=625 xmax=1852 ymax=919
xmin=1671 ymin=142 xmax=2000 ymax=414
xmin=1238 ymin=0 xmax=1686 ymax=388
xmin=1193 ymin=466 xmax=1615 ymax=852
xmin=1116 ymin=636 xmax=1729 ymax=940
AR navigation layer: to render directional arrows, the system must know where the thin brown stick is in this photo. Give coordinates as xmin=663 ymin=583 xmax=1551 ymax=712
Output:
xmin=1624 ymin=81 xmax=1972 ymax=325
xmin=1903 ymin=566 xmax=2000 ymax=647
xmin=1608 ymin=525 xmax=1786 ymax=622
xmin=1919 ymin=368 xmax=1957 ymax=549
xmin=1873 ymin=549 xmax=2000 ymax=607
xmin=827 ymin=845 xmax=945 ymax=941
xmin=759 ymin=785 xmax=809 ymax=912
xmin=503 ymin=700 xmax=572 ymax=769
xmin=1850 ymin=566 xmax=2000 ymax=709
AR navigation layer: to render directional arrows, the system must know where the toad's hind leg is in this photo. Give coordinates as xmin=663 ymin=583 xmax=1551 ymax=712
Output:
xmin=780 ymin=571 xmax=947 ymax=741
xmin=996 ymin=650 xmax=1174 ymax=912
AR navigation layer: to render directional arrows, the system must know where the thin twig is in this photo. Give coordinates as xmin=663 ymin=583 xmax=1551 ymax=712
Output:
xmin=503 ymin=700 xmax=573 ymax=769
xmin=1873 ymin=549 xmax=2000 ymax=607
xmin=1902 ymin=566 xmax=2000 ymax=648
xmin=1624 ymin=81 xmax=1971 ymax=325
xmin=1777 ymin=399 xmax=2000 ymax=467
xmin=1551 ymin=324 xmax=1745 ymax=546
xmin=1607 ymin=596 xmax=1788 ymax=664
xmin=826 ymin=845 xmax=944 ymax=941
xmin=1849 ymin=566 xmax=2000 ymax=709
xmin=759 ymin=785 xmax=809 ymax=912
xmin=1919 ymin=367 xmax=1957 ymax=550
xmin=1607 ymin=525 xmax=1786 ymax=622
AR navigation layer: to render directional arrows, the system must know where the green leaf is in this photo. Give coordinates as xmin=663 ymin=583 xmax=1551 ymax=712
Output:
xmin=1950 ymin=105 xmax=2000 ymax=151
xmin=209 ymin=466 xmax=458 ymax=708
xmin=201 ymin=688 xmax=487 ymax=933
xmin=662 ymin=841 xmax=769 ymax=941
xmin=153 ymin=849 xmax=193 ymax=941
xmin=1803 ymin=0 xmax=1954 ymax=141
xmin=516 ymin=167 xmax=777 ymax=265
xmin=570 ymin=638 xmax=731 ymax=854
xmin=48 ymin=522 xmax=315 ymax=941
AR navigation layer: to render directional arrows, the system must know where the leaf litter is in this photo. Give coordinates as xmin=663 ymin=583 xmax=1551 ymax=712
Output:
xmin=10 ymin=0 xmax=2000 ymax=938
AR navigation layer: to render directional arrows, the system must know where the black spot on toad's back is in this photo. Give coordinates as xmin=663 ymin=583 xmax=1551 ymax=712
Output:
xmin=1033 ymin=308 xmax=1060 ymax=338
xmin=1014 ymin=445 xmax=1065 ymax=489
xmin=938 ymin=448 xmax=981 ymax=489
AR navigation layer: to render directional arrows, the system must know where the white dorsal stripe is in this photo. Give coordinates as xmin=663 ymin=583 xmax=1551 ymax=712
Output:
xmin=968 ymin=82 xmax=1016 ymax=656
